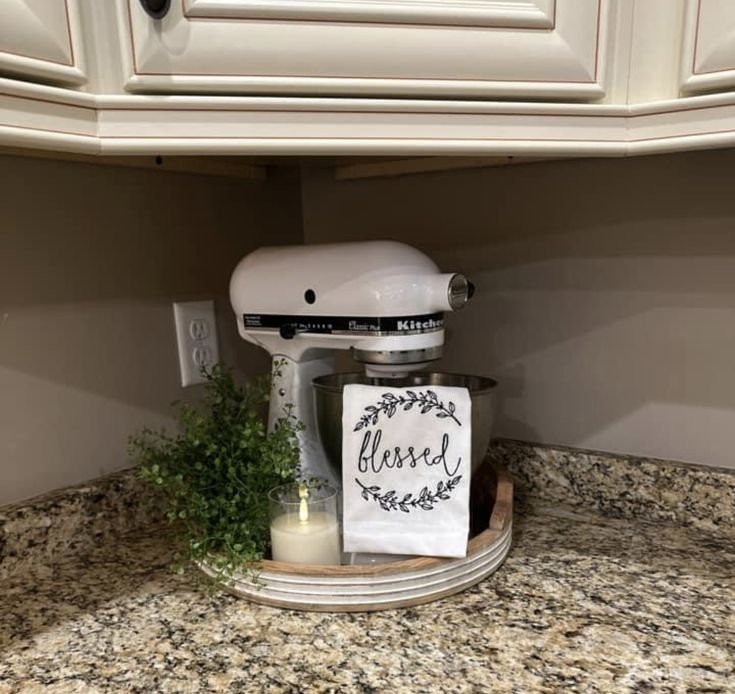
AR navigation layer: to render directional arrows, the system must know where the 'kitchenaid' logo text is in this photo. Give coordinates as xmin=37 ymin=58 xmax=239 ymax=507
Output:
xmin=396 ymin=317 xmax=443 ymax=331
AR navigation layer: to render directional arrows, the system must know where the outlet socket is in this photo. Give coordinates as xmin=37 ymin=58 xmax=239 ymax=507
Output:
xmin=173 ymin=301 xmax=220 ymax=387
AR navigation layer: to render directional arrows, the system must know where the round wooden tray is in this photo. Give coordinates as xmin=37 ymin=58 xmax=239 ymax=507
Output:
xmin=199 ymin=464 xmax=513 ymax=612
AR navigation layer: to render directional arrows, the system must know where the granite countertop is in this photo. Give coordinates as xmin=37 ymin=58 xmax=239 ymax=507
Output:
xmin=1 ymin=494 xmax=733 ymax=693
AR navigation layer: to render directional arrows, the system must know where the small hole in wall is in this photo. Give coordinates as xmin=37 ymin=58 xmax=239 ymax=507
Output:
xmin=155 ymin=155 xmax=163 ymax=166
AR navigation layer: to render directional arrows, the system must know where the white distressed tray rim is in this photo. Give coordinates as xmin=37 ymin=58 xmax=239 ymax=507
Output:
xmin=199 ymin=465 xmax=513 ymax=612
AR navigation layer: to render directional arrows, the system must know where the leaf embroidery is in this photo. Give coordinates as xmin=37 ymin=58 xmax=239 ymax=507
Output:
xmin=353 ymin=390 xmax=461 ymax=431
xmin=355 ymin=476 xmax=462 ymax=513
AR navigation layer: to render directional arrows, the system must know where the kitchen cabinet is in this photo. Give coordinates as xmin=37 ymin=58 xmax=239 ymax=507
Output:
xmin=0 ymin=0 xmax=86 ymax=87
xmin=681 ymin=0 xmax=735 ymax=95
xmin=4 ymin=0 xmax=735 ymax=160
xmin=121 ymin=0 xmax=612 ymax=100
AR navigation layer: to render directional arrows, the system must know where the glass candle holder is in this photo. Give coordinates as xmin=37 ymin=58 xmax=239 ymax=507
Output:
xmin=268 ymin=482 xmax=341 ymax=566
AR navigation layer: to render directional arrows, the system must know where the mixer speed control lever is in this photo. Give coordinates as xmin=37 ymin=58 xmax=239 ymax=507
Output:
xmin=279 ymin=324 xmax=306 ymax=340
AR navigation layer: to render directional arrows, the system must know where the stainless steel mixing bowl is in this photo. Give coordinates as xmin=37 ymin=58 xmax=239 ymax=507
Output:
xmin=313 ymin=372 xmax=498 ymax=482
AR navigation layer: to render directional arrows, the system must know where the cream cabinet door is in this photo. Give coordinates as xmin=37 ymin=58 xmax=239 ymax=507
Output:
xmin=681 ymin=0 xmax=735 ymax=94
xmin=122 ymin=0 xmax=610 ymax=100
xmin=0 ymin=0 xmax=85 ymax=86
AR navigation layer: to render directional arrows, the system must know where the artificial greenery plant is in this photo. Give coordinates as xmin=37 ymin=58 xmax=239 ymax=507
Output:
xmin=130 ymin=362 xmax=302 ymax=581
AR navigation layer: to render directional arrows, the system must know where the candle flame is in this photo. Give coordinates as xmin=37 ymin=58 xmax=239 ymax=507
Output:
xmin=298 ymin=483 xmax=309 ymax=524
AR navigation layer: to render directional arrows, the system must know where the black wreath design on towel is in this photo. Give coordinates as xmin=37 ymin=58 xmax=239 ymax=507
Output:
xmin=355 ymin=475 xmax=462 ymax=513
xmin=353 ymin=390 xmax=461 ymax=432
xmin=352 ymin=389 xmax=464 ymax=513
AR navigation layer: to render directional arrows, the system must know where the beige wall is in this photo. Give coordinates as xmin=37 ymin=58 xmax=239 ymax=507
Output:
xmin=4 ymin=147 xmax=735 ymax=505
xmin=0 ymin=155 xmax=303 ymax=504
xmin=301 ymin=149 xmax=735 ymax=470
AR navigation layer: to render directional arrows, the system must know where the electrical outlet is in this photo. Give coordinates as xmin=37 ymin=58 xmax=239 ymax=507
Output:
xmin=173 ymin=301 xmax=220 ymax=387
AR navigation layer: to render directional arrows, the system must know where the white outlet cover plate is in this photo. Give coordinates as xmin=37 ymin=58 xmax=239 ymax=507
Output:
xmin=173 ymin=300 xmax=220 ymax=387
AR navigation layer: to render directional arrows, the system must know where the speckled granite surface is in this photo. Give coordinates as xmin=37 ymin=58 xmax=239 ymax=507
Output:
xmin=0 ymin=469 xmax=158 ymax=581
xmin=488 ymin=440 xmax=735 ymax=533
xmin=3 ymin=440 xmax=734 ymax=583
xmin=1 ymin=498 xmax=733 ymax=693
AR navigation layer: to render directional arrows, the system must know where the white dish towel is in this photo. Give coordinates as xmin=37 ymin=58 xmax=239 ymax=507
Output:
xmin=341 ymin=383 xmax=472 ymax=558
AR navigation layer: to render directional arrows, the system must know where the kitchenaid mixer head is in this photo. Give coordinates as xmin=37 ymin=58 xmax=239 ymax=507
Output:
xmin=230 ymin=242 xmax=472 ymax=359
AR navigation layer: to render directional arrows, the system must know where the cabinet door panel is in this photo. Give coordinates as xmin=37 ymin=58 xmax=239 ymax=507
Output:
xmin=122 ymin=0 xmax=609 ymax=100
xmin=681 ymin=0 xmax=735 ymax=94
xmin=0 ymin=0 xmax=86 ymax=86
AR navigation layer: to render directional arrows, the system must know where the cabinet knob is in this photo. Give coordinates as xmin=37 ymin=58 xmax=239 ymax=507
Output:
xmin=139 ymin=0 xmax=171 ymax=19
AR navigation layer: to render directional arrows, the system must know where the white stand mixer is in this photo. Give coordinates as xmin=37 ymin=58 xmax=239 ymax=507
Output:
xmin=229 ymin=240 xmax=473 ymax=485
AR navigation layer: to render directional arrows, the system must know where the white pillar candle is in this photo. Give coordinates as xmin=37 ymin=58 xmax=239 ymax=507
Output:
xmin=270 ymin=511 xmax=341 ymax=565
